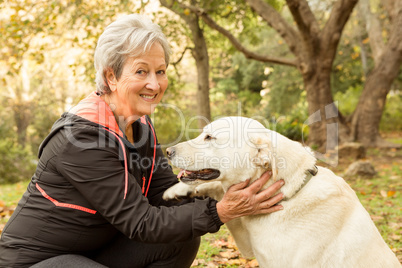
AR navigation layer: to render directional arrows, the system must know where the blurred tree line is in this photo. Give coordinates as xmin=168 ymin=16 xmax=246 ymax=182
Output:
xmin=0 ymin=0 xmax=401 ymax=184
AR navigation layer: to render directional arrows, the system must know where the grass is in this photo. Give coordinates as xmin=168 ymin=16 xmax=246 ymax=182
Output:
xmin=0 ymin=148 xmax=401 ymax=267
xmin=350 ymin=165 xmax=402 ymax=256
xmin=0 ymin=181 xmax=29 ymax=206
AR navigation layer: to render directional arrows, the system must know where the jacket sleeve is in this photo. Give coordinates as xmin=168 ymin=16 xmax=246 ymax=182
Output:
xmin=57 ymin=126 xmax=223 ymax=243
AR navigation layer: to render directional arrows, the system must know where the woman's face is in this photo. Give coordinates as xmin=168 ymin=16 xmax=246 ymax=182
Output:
xmin=108 ymin=42 xmax=168 ymax=120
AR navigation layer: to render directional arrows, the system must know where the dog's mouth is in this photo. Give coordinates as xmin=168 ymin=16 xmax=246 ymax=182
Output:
xmin=177 ymin=169 xmax=221 ymax=182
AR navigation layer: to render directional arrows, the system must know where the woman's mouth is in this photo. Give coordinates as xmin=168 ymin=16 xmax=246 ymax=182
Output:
xmin=140 ymin=94 xmax=157 ymax=100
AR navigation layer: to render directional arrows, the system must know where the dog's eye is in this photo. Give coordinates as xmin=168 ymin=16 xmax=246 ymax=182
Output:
xmin=204 ymin=134 xmax=214 ymax=141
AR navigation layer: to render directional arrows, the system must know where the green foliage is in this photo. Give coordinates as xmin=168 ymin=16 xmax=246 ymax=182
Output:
xmin=231 ymin=54 xmax=268 ymax=93
xmin=334 ymin=85 xmax=362 ymax=115
xmin=331 ymin=32 xmax=368 ymax=96
xmin=0 ymin=140 xmax=36 ymax=184
xmin=380 ymin=94 xmax=402 ymax=131
xmin=269 ymin=100 xmax=309 ymax=141
xmin=263 ymin=65 xmax=303 ymax=115
xmin=263 ymin=0 xmax=286 ymax=10
xmin=335 ymin=86 xmax=402 ymax=132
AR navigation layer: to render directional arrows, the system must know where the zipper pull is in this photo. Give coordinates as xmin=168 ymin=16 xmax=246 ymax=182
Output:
xmin=142 ymin=176 xmax=146 ymax=194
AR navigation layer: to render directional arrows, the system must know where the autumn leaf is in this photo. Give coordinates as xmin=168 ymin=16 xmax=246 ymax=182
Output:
xmin=370 ymin=215 xmax=384 ymax=221
xmin=387 ymin=191 xmax=396 ymax=197
xmin=219 ymin=249 xmax=241 ymax=259
xmin=380 ymin=190 xmax=387 ymax=197
xmin=247 ymin=259 xmax=260 ymax=267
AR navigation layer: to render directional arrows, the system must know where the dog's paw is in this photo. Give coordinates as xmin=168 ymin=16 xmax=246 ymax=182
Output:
xmin=193 ymin=181 xmax=225 ymax=201
xmin=163 ymin=182 xmax=195 ymax=200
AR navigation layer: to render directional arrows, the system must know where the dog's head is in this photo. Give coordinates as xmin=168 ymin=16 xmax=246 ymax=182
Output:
xmin=167 ymin=117 xmax=282 ymax=189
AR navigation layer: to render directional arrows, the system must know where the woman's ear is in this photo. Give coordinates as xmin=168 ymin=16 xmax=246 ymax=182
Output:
xmin=105 ymin=69 xmax=117 ymax=92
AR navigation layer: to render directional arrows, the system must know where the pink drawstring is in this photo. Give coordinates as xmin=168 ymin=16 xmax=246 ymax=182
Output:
xmin=103 ymin=119 xmax=156 ymax=199
xmin=104 ymin=128 xmax=128 ymax=199
xmin=145 ymin=122 xmax=156 ymax=197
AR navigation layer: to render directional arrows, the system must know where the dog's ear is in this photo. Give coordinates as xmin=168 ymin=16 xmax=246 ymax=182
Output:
xmin=250 ymin=133 xmax=278 ymax=181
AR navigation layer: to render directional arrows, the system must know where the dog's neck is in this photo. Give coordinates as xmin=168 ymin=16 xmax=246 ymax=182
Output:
xmin=256 ymin=136 xmax=318 ymax=200
xmin=282 ymin=165 xmax=318 ymax=201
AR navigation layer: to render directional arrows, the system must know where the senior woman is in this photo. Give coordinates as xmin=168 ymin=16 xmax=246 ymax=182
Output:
xmin=0 ymin=14 xmax=284 ymax=267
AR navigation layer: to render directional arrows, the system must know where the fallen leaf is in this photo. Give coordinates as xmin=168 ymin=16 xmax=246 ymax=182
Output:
xmin=248 ymin=259 xmax=259 ymax=267
xmin=390 ymin=234 xmax=401 ymax=241
xmin=387 ymin=191 xmax=396 ymax=197
xmin=219 ymin=250 xmax=239 ymax=259
xmin=227 ymin=259 xmax=243 ymax=265
xmin=389 ymin=222 xmax=402 ymax=229
xmin=370 ymin=215 xmax=384 ymax=221
xmin=213 ymin=239 xmax=229 ymax=248
xmin=227 ymin=235 xmax=238 ymax=249
xmin=206 ymin=261 xmax=217 ymax=268
xmin=381 ymin=190 xmax=387 ymax=198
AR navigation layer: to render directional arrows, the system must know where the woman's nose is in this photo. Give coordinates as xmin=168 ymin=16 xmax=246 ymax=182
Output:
xmin=145 ymin=74 xmax=160 ymax=90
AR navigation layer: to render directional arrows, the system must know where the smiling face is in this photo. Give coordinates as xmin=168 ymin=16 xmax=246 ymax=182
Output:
xmin=105 ymin=42 xmax=168 ymax=122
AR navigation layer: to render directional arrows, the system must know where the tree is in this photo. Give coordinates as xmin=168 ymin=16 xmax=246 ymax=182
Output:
xmin=159 ymin=0 xmax=271 ymax=129
xmin=174 ymin=0 xmax=402 ymax=149
xmin=350 ymin=0 xmax=402 ymax=146
xmin=170 ymin=0 xmax=358 ymax=151
xmin=0 ymin=0 xmax=138 ymax=147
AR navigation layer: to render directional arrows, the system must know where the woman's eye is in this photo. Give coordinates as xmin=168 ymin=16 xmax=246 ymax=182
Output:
xmin=136 ymin=70 xmax=147 ymax=75
xmin=157 ymin=70 xmax=166 ymax=75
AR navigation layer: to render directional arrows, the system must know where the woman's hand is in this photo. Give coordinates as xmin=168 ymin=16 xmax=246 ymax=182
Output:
xmin=216 ymin=171 xmax=284 ymax=223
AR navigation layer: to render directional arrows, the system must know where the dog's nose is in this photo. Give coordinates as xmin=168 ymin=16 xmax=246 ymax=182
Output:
xmin=166 ymin=147 xmax=175 ymax=159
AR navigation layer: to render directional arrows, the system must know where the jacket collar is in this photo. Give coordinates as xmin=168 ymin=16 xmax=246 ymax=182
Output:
xmin=69 ymin=92 xmax=124 ymax=137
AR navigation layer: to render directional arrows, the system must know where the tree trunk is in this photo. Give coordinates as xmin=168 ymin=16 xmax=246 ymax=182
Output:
xmin=351 ymin=49 xmax=402 ymax=146
xmin=304 ymin=72 xmax=333 ymax=146
xmin=351 ymin=68 xmax=399 ymax=146
xmin=160 ymin=1 xmax=211 ymax=129
xmin=351 ymin=0 xmax=402 ymax=147
xmin=302 ymin=56 xmax=349 ymax=153
xmin=13 ymin=101 xmax=32 ymax=146
xmin=188 ymin=20 xmax=211 ymax=129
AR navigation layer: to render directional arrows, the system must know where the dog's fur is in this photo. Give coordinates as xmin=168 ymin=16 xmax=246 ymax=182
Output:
xmin=163 ymin=117 xmax=400 ymax=268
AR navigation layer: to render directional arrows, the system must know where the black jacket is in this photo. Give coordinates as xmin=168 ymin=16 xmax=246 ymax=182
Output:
xmin=0 ymin=92 xmax=222 ymax=267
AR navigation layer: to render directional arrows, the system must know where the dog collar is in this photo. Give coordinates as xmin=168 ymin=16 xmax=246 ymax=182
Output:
xmin=283 ymin=165 xmax=318 ymax=201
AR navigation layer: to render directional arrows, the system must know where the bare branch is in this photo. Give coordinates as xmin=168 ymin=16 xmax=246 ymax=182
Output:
xmin=359 ymin=0 xmax=385 ymax=63
xmin=321 ymin=0 xmax=359 ymax=60
xmin=245 ymin=0 xmax=301 ymax=56
xmin=171 ymin=46 xmax=192 ymax=66
xmin=383 ymin=0 xmax=402 ymax=57
xmin=286 ymin=0 xmax=320 ymax=41
xmin=382 ymin=0 xmax=397 ymax=22
xmin=180 ymin=3 xmax=298 ymax=67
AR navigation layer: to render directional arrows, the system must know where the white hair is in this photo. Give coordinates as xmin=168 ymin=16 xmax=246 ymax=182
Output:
xmin=94 ymin=14 xmax=171 ymax=95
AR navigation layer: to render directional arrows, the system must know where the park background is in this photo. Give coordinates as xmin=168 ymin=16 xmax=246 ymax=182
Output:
xmin=0 ymin=0 xmax=401 ymax=266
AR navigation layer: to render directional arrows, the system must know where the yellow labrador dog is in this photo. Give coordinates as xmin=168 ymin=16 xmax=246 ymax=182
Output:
xmin=163 ymin=116 xmax=400 ymax=268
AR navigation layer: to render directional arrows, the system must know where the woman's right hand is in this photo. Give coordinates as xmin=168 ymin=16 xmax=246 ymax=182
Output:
xmin=216 ymin=171 xmax=284 ymax=223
